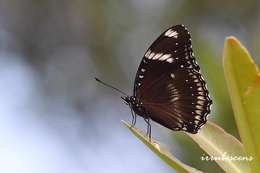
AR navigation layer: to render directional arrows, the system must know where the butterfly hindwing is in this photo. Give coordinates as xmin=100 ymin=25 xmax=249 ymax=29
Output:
xmin=141 ymin=68 xmax=211 ymax=133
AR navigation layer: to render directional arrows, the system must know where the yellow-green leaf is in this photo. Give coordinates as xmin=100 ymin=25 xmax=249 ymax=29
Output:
xmin=223 ymin=36 xmax=260 ymax=172
xmin=122 ymin=120 xmax=203 ymax=173
xmin=187 ymin=121 xmax=251 ymax=173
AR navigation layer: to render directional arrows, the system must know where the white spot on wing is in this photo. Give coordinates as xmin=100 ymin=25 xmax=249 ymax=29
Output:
xmin=195 ymin=115 xmax=201 ymax=120
xmin=148 ymin=52 xmax=155 ymax=59
xmin=196 ymin=105 xmax=203 ymax=109
xmin=197 ymin=87 xmax=203 ymax=91
xmin=166 ymin=58 xmax=173 ymax=63
xmin=169 ymin=31 xmax=178 ymax=38
xmin=145 ymin=49 xmax=151 ymax=58
xmin=141 ymin=68 xmax=146 ymax=72
xmin=145 ymin=52 xmax=174 ymax=64
xmin=168 ymin=83 xmax=173 ymax=87
xmin=165 ymin=29 xmax=173 ymax=36
xmin=197 ymin=96 xmax=205 ymax=100
xmin=171 ymin=97 xmax=179 ymax=102
xmin=165 ymin=29 xmax=178 ymax=38
xmin=152 ymin=53 xmax=163 ymax=60
xmin=194 ymin=120 xmax=200 ymax=124
xmin=170 ymin=73 xmax=175 ymax=78
xmin=195 ymin=110 xmax=202 ymax=114
xmin=197 ymin=100 xmax=204 ymax=105
xmin=139 ymin=75 xmax=144 ymax=79
xmin=158 ymin=54 xmax=171 ymax=61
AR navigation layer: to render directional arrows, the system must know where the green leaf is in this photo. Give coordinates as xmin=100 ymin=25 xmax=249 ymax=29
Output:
xmin=122 ymin=120 xmax=203 ymax=173
xmin=186 ymin=121 xmax=251 ymax=173
xmin=223 ymin=36 xmax=260 ymax=172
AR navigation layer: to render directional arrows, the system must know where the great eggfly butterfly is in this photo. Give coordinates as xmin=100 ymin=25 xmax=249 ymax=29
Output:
xmin=96 ymin=24 xmax=212 ymax=139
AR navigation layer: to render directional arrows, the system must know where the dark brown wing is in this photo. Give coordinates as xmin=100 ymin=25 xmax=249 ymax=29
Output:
xmin=134 ymin=24 xmax=199 ymax=96
xmin=142 ymin=68 xmax=211 ymax=133
xmin=133 ymin=24 xmax=212 ymax=133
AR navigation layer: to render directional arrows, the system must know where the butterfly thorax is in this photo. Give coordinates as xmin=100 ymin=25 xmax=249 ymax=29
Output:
xmin=122 ymin=96 xmax=149 ymax=119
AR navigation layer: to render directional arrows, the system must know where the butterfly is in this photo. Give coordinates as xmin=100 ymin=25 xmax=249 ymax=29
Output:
xmin=96 ymin=24 xmax=212 ymax=139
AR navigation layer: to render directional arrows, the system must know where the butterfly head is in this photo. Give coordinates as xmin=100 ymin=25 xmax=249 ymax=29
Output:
xmin=121 ymin=96 xmax=132 ymax=105
xmin=121 ymin=96 xmax=147 ymax=118
xmin=121 ymin=96 xmax=140 ymax=105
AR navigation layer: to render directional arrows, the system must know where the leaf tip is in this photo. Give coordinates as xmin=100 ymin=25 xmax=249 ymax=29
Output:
xmin=223 ymin=36 xmax=253 ymax=67
xmin=225 ymin=36 xmax=242 ymax=47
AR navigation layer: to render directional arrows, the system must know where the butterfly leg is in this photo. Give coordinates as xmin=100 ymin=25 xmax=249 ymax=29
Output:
xmin=130 ymin=108 xmax=137 ymax=127
xmin=144 ymin=118 xmax=151 ymax=142
xmin=133 ymin=112 xmax=137 ymax=126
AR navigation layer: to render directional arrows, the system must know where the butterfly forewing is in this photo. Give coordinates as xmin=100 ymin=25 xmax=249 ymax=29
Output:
xmin=134 ymin=25 xmax=199 ymax=95
xmin=133 ymin=24 xmax=212 ymax=133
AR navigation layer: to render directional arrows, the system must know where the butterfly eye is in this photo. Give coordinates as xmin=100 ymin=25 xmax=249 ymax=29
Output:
xmin=121 ymin=96 xmax=129 ymax=105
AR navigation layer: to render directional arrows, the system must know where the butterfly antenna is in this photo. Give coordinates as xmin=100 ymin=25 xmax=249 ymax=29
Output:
xmin=95 ymin=77 xmax=128 ymax=96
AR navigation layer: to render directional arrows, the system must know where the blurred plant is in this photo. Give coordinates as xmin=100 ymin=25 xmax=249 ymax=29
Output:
xmin=122 ymin=37 xmax=260 ymax=173
xmin=223 ymin=36 xmax=260 ymax=172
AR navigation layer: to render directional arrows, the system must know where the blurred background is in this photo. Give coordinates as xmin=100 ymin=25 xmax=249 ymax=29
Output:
xmin=0 ymin=1 xmax=259 ymax=173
